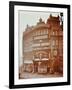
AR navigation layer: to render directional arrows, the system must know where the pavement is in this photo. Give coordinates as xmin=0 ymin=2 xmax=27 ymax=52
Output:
xmin=20 ymin=72 xmax=63 ymax=79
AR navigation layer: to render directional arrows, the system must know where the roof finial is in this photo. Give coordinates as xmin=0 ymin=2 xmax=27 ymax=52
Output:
xmin=50 ymin=14 xmax=52 ymax=18
xmin=26 ymin=24 xmax=29 ymax=28
xmin=39 ymin=18 xmax=42 ymax=22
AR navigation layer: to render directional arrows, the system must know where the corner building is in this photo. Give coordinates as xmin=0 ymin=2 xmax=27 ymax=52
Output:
xmin=23 ymin=15 xmax=63 ymax=74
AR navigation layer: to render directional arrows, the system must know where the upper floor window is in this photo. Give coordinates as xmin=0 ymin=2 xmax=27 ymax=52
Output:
xmin=54 ymin=50 xmax=57 ymax=56
xmin=52 ymin=40 xmax=55 ymax=46
xmin=44 ymin=30 xmax=47 ymax=34
xmin=40 ymin=30 xmax=43 ymax=35
xmin=34 ymin=35 xmax=48 ymax=40
xmin=33 ymin=29 xmax=49 ymax=36
xmin=56 ymin=40 xmax=58 ymax=45
xmin=36 ymin=31 xmax=38 ymax=36
xmin=53 ymin=31 xmax=54 ymax=35
xmin=56 ymin=31 xmax=58 ymax=35
xmin=38 ymin=30 xmax=40 ymax=35
xmin=47 ymin=30 xmax=48 ymax=34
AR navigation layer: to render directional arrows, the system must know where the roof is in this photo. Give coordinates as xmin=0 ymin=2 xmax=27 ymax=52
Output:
xmin=23 ymin=23 xmax=50 ymax=36
xmin=23 ymin=15 xmax=62 ymax=36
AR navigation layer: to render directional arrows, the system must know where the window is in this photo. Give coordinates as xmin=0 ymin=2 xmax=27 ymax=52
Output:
xmin=56 ymin=40 xmax=58 ymax=45
xmin=56 ymin=31 xmax=58 ymax=35
xmin=34 ymin=35 xmax=48 ymax=40
xmin=54 ymin=50 xmax=57 ymax=56
xmin=41 ymin=30 xmax=43 ymax=35
xmin=38 ymin=30 xmax=40 ymax=35
xmin=36 ymin=31 xmax=38 ymax=36
xmin=47 ymin=30 xmax=48 ymax=34
xmin=53 ymin=31 xmax=54 ymax=35
xmin=52 ymin=40 xmax=55 ymax=46
xmin=44 ymin=30 xmax=46 ymax=34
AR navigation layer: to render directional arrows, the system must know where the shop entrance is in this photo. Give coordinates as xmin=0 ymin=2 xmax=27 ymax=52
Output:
xmin=33 ymin=51 xmax=49 ymax=73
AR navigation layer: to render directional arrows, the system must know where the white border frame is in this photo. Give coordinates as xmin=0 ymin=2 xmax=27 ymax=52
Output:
xmin=14 ymin=5 xmax=68 ymax=85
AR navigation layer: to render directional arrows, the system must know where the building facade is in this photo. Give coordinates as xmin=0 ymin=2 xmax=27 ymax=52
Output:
xmin=22 ymin=14 xmax=63 ymax=74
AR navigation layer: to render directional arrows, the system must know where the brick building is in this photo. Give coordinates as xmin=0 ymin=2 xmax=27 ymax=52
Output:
xmin=22 ymin=14 xmax=63 ymax=74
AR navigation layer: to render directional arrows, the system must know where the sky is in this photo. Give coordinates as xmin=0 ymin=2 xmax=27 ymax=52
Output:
xmin=18 ymin=10 xmax=60 ymax=65
xmin=19 ymin=10 xmax=60 ymax=32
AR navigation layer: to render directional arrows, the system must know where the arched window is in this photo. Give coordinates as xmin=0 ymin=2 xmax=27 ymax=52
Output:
xmin=38 ymin=30 xmax=40 ymax=35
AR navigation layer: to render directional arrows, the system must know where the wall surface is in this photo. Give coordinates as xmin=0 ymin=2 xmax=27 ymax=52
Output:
xmin=0 ymin=0 xmax=71 ymax=90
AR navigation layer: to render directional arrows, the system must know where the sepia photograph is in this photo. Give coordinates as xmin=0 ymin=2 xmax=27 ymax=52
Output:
xmin=19 ymin=11 xmax=63 ymax=79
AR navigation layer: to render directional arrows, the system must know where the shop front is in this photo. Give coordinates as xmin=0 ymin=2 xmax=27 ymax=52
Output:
xmin=33 ymin=59 xmax=49 ymax=74
xmin=23 ymin=60 xmax=33 ymax=72
xmin=32 ymin=51 xmax=50 ymax=74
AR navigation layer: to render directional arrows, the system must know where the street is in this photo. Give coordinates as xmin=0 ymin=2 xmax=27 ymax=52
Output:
xmin=20 ymin=72 xmax=63 ymax=79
